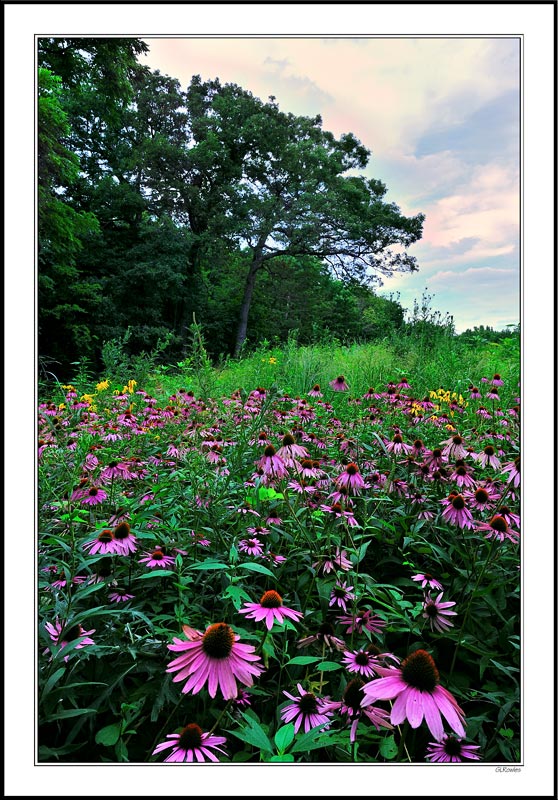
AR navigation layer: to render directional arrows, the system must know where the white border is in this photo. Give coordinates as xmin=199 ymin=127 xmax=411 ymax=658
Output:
xmin=5 ymin=2 xmax=555 ymax=797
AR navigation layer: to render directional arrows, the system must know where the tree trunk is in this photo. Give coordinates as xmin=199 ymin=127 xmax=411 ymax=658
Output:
xmin=234 ymin=249 xmax=264 ymax=357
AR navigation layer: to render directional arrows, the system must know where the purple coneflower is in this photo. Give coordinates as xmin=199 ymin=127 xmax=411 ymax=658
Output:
xmin=335 ymin=462 xmax=367 ymax=495
xmin=256 ymin=444 xmax=289 ymax=479
xmin=475 ymin=444 xmax=501 ymax=470
xmin=238 ymin=538 xmax=264 ymax=557
xmin=386 ymin=433 xmax=413 ymax=456
xmin=281 ymin=684 xmax=333 ymax=733
xmin=152 ymin=723 xmax=227 ymax=763
xmin=138 ymin=547 xmax=176 ymax=568
xmin=239 ymin=590 xmax=303 ymax=630
xmin=501 ymin=456 xmax=520 ymax=487
xmin=80 ymin=486 xmax=108 ymax=506
xmin=329 ymin=375 xmax=349 ymax=392
xmin=276 ymin=433 xmax=309 ymax=464
xmin=362 ymin=649 xmax=466 ymax=739
xmin=422 ymin=592 xmax=457 ymax=633
xmin=336 ymin=609 xmax=386 ymax=636
xmin=491 ymin=373 xmax=504 ymax=386
xmin=451 ymin=461 xmax=476 ymax=489
xmin=469 ymin=386 xmax=482 ymax=400
xmin=313 ymin=547 xmax=352 ymax=575
xmin=497 ymin=505 xmax=521 ymax=529
xmin=112 ymin=521 xmax=137 ymax=555
xmin=441 ymin=434 xmax=467 ymax=461
xmin=485 ymin=387 xmax=500 ymax=401
xmin=44 ymin=619 xmax=96 ymax=661
xmin=167 ymin=622 xmax=263 ymax=699
xmin=441 ymin=493 xmax=475 ymax=529
xmin=425 ymin=734 xmax=481 ymax=763
xmin=325 ymin=678 xmax=393 ymax=743
xmin=108 ymin=588 xmax=135 ymax=603
xmin=297 ymin=622 xmax=346 ymax=652
xmin=411 ymin=573 xmax=444 ymax=591
xmin=308 ymin=384 xmax=323 ymax=398
xmin=342 ymin=646 xmax=399 ymax=678
xmin=320 ymin=502 xmax=359 ymax=527
xmin=82 ymin=529 xmax=121 ymax=556
xmin=100 ymin=460 xmax=132 ymax=481
xmin=329 ymin=581 xmax=356 ymax=613
xmin=476 ymin=515 xmax=519 ymax=544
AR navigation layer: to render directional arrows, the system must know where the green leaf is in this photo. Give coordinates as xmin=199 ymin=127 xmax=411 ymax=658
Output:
xmin=95 ymin=723 xmax=121 ymax=746
xmin=379 ymin=734 xmax=398 ymax=760
xmin=237 ymin=562 xmax=276 ymax=578
xmin=41 ymin=666 xmax=66 ymax=696
xmin=45 ymin=707 xmax=98 ymax=721
xmin=269 ymin=753 xmax=295 ymax=762
xmin=316 ymin=661 xmax=342 ymax=672
xmin=285 ymin=655 xmax=321 ymax=666
xmin=136 ymin=569 xmax=176 ymax=579
xmin=290 ymin=725 xmax=334 ymax=753
xmin=188 ymin=561 xmax=230 ymax=571
xmin=274 ymin=723 xmax=295 ymax=753
xmin=227 ymin=716 xmax=274 ymax=754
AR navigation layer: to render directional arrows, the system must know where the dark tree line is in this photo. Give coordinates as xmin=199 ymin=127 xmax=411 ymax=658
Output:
xmin=38 ymin=38 xmax=424 ymax=378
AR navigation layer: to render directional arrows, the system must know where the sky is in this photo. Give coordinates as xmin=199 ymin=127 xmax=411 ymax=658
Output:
xmin=138 ymin=36 xmax=520 ymax=333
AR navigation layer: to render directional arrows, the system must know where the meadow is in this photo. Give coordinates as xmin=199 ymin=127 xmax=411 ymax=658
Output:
xmin=37 ymin=334 xmax=520 ymax=764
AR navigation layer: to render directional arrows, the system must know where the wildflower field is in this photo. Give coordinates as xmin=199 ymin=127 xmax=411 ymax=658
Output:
xmin=38 ymin=360 xmax=521 ymax=765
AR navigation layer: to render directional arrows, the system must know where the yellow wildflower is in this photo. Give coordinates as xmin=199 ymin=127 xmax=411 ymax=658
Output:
xmin=96 ymin=379 xmax=110 ymax=391
xmin=268 ymin=357 xmax=277 ymax=365
xmin=81 ymin=394 xmax=94 ymax=404
xmin=58 ymin=403 xmax=66 ymax=410
xmin=61 ymin=384 xmax=75 ymax=391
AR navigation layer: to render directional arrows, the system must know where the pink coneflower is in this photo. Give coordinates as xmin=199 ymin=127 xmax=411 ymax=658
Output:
xmin=412 ymin=573 xmax=444 ymax=591
xmin=287 ymin=478 xmax=316 ymax=495
xmin=335 ymin=462 xmax=367 ymax=495
xmin=281 ymin=684 xmax=333 ymax=733
xmin=238 ymin=538 xmax=264 ymax=557
xmin=112 ymin=521 xmax=137 ymax=555
xmin=80 ymin=486 xmax=108 ymax=506
xmin=491 ymin=373 xmax=504 ymax=386
xmin=246 ymin=525 xmax=270 ymax=537
xmin=82 ymin=529 xmax=120 ymax=556
xmin=485 ymin=387 xmax=500 ymax=401
xmin=441 ymin=434 xmax=467 ymax=461
xmin=166 ymin=622 xmax=263 ymax=700
xmin=325 ymin=678 xmax=393 ymax=743
xmin=397 ymin=377 xmax=411 ymax=389
xmin=152 ymin=723 xmax=227 ymax=763
xmin=138 ymin=547 xmax=176 ymax=568
xmin=362 ymin=649 xmax=466 ymax=739
xmin=100 ymin=460 xmax=133 ymax=481
xmin=424 ymin=447 xmax=445 ymax=469
xmin=342 ymin=647 xmax=399 ymax=678
xmin=313 ymin=548 xmax=352 ymax=575
xmin=469 ymin=386 xmax=482 ymax=400
xmin=410 ymin=439 xmax=427 ymax=458
xmin=298 ymin=458 xmax=324 ymax=480
xmin=297 ymin=621 xmax=346 ymax=652
xmin=425 ymin=734 xmax=481 ymax=763
xmin=108 ymin=588 xmax=135 ymax=603
xmin=422 ymin=592 xmax=457 ymax=633
xmin=337 ymin=609 xmax=386 ymax=636
xmin=329 ymin=581 xmax=356 ymax=613
xmin=476 ymin=515 xmax=519 ymax=544
xmin=44 ymin=619 xmax=96 ymax=661
xmin=308 ymin=384 xmax=323 ymax=398
xmin=264 ymin=551 xmax=287 ymax=567
xmin=329 ymin=375 xmax=349 ymax=392
xmin=451 ymin=461 xmax=476 ymax=489
xmin=386 ymin=433 xmax=413 ymax=456
xmin=239 ymin=590 xmax=303 ymax=630
xmin=501 ymin=456 xmax=520 ymax=487
xmin=474 ymin=444 xmax=501 ymax=470
xmin=441 ymin=493 xmax=475 ymax=529
xmin=320 ymin=501 xmax=360 ymax=527
xmin=497 ymin=505 xmax=521 ymax=529
xmin=256 ymin=445 xmax=289 ymax=479
xmin=276 ymin=433 xmax=309 ymax=464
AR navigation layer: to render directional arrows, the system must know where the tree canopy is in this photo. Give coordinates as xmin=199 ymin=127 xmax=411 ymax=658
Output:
xmin=38 ymin=38 xmax=424 ymax=377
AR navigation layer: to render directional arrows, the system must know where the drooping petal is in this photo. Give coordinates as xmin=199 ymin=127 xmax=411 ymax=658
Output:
xmin=405 ymin=687 xmax=425 ymax=728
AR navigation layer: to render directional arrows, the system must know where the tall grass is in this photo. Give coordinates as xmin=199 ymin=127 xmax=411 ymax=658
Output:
xmin=141 ymin=329 xmax=520 ymax=402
